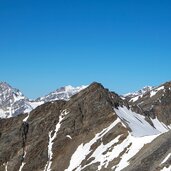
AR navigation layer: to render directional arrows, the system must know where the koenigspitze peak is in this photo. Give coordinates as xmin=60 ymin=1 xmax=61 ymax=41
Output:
xmin=0 ymin=82 xmax=25 ymax=99
xmin=0 ymin=82 xmax=30 ymax=118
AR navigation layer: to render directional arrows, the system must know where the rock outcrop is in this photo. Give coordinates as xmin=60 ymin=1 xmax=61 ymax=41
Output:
xmin=126 ymin=82 xmax=171 ymax=126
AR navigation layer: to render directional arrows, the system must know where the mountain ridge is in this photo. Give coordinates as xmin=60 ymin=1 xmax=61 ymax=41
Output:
xmin=0 ymin=81 xmax=170 ymax=120
xmin=0 ymin=81 xmax=171 ymax=171
xmin=0 ymin=82 xmax=87 ymax=118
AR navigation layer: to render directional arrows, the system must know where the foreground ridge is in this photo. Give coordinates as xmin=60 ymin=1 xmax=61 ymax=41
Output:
xmin=0 ymin=81 xmax=171 ymax=171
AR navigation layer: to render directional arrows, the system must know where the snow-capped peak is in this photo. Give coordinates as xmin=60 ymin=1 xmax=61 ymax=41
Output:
xmin=36 ymin=85 xmax=87 ymax=102
xmin=124 ymin=86 xmax=154 ymax=102
xmin=124 ymin=86 xmax=154 ymax=97
xmin=0 ymin=82 xmax=23 ymax=98
xmin=137 ymin=86 xmax=154 ymax=95
xmin=0 ymin=82 xmax=31 ymax=118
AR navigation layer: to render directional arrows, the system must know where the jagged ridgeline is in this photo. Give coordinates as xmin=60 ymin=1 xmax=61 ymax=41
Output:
xmin=0 ymin=82 xmax=171 ymax=171
xmin=0 ymin=82 xmax=87 ymax=118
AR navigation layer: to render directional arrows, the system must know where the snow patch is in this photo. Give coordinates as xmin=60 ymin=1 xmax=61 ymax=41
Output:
xmin=168 ymin=125 xmax=171 ymax=129
xmin=161 ymin=165 xmax=171 ymax=171
xmin=82 ymin=135 xmax=122 ymax=170
xmin=18 ymin=151 xmax=27 ymax=171
xmin=13 ymin=93 xmax=25 ymax=102
xmin=29 ymin=101 xmax=44 ymax=109
xmin=66 ymin=135 xmax=72 ymax=139
xmin=3 ymin=162 xmax=8 ymax=171
xmin=114 ymin=106 xmax=160 ymax=137
xmin=150 ymin=86 xmax=164 ymax=97
xmin=151 ymin=117 xmax=169 ymax=133
xmin=130 ymin=96 xmax=139 ymax=102
xmin=18 ymin=162 xmax=26 ymax=171
xmin=161 ymin=153 xmax=171 ymax=164
xmin=113 ymin=134 xmax=159 ymax=171
xmin=65 ymin=118 xmax=121 ymax=171
xmin=44 ymin=109 xmax=69 ymax=171
xmin=23 ymin=113 xmax=30 ymax=122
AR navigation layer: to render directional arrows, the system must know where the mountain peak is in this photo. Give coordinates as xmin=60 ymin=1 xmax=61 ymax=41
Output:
xmin=0 ymin=82 xmax=30 ymax=118
xmin=36 ymin=84 xmax=87 ymax=103
xmin=0 ymin=81 xmax=12 ymax=89
xmin=87 ymin=82 xmax=105 ymax=90
xmin=139 ymin=85 xmax=153 ymax=92
xmin=124 ymin=85 xmax=154 ymax=97
xmin=162 ymin=80 xmax=171 ymax=88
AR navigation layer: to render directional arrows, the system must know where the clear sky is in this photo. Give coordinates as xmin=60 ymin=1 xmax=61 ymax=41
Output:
xmin=0 ymin=0 xmax=171 ymax=99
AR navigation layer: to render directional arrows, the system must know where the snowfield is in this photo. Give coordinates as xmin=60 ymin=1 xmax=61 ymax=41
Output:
xmin=114 ymin=106 xmax=160 ymax=136
xmin=65 ymin=106 xmax=163 ymax=171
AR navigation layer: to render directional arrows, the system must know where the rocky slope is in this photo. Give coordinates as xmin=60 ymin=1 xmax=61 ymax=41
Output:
xmin=0 ymin=81 xmax=171 ymax=171
xmin=123 ymin=130 xmax=171 ymax=171
xmin=125 ymin=82 xmax=171 ymax=128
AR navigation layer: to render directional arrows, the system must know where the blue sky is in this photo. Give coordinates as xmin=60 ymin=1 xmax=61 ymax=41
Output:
xmin=0 ymin=0 xmax=171 ymax=98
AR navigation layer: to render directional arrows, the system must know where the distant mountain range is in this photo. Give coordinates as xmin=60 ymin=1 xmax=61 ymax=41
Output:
xmin=0 ymin=81 xmax=164 ymax=119
xmin=0 ymin=82 xmax=87 ymax=118
xmin=0 ymin=81 xmax=171 ymax=171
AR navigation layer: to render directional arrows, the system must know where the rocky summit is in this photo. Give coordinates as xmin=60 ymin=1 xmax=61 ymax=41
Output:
xmin=0 ymin=82 xmax=171 ymax=171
